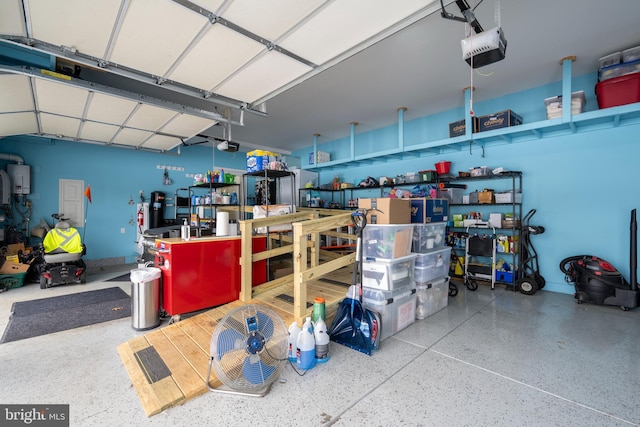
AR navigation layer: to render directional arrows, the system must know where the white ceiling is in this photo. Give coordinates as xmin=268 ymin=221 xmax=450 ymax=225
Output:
xmin=1 ymin=0 xmax=640 ymax=155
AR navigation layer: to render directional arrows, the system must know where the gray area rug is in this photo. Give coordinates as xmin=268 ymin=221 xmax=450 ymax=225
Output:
xmin=1 ymin=287 xmax=131 ymax=344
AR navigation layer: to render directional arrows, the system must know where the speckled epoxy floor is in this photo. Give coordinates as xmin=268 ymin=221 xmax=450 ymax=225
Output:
xmin=1 ymin=266 xmax=639 ymax=427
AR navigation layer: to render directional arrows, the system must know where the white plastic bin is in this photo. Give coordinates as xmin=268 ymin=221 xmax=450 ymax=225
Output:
xmin=414 ymin=247 xmax=451 ymax=283
xmin=415 ymin=277 xmax=449 ymax=320
xmin=363 ymin=224 xmax=414 ymax=260
xmin=130 ymin=267 xmax=162 ymax=331
xmin=362 ymin=254 xmax=416 ymax=291
xmin=362 ymin=286 xmax=416 ymax=341
xmin=411 ymin=222 xmax=447 ymax=253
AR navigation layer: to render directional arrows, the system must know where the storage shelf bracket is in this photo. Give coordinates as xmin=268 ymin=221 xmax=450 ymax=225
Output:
xmin=398 ymin=107 xmax=407 ymax=152
xmin=350 ymin=122 xmax=358 ymax=160
xmin=561 ymin=56 xmax=576 ymax=123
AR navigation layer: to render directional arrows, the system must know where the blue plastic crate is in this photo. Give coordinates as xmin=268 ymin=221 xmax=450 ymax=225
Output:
xmin=495 ymin=270 xmax=515 ymax=283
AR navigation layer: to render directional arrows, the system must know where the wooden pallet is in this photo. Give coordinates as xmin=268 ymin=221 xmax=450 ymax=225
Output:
xmin=117 ymin=272 xmax=351 ymax=417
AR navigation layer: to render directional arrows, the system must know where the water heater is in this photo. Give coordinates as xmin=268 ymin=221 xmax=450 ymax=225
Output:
xmin=8 ymin=164 xmax=31 ymax=194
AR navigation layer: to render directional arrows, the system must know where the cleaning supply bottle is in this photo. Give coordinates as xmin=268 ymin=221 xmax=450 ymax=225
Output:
xmin=313 ymin=316 xmax=330 ymax=364
xmin=220 ymin=169 xmax=225 ymax=183
xmin=312 ymin=297 xmax=325 ymax=323
xmin=287 ymin=321 xmax=301 ymax=362
xmin=296 ymin=317 xmax=316 ymax=370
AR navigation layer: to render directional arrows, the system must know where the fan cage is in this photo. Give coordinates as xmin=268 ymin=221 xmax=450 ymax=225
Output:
xmin=210 ymin=305 xmax=288 ymax=392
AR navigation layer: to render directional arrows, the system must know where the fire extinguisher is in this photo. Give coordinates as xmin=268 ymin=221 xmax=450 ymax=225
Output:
xmin=137 ymin=208 xmax=144 ymax=227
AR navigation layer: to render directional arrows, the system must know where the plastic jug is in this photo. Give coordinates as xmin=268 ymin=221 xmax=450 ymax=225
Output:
xmin=312 ymin=297 xmax=325 ymax=323
xmin=287 ymin=321 xmax=301 ymax=362
xmin=296 ymin=317 xmax=316 ymax=370
xmin=313 ymin=317 xmax=330 ymax=364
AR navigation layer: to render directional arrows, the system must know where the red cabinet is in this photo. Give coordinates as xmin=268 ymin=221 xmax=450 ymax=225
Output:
xmin=154 ymin=236 xmax=266 ymax=316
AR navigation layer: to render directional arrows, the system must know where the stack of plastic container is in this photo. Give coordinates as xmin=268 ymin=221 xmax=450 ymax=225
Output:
xmin=360 ymin=224 xmax=417 ymax=341
xmin=411 ymin=222 xmax=451 ymax=320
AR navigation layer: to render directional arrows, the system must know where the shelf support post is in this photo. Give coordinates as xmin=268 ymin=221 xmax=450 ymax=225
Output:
xmin=398 ymin=107 xmax=407 ymax=151
xmin=311 ymin=133 xmax=320 ymax=166
xmin=560 ymin=56 xmax=576 ymax=123
xmin=350 ymin=121 xmax=358 ymax=160
xmin=463 ymin=86 xmax=475 ymax=139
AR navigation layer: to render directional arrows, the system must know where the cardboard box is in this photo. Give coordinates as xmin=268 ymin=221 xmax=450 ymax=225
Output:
xmin=410 ymin=198 xmax=449 ymax=223
xmin=478 ymin=190 xmax=494 ymax=204
xmin=448 ymin=117 xmax=479 ymax=137
xmin=358 ymin=198 xmax=411 ymax=224
xmin=7 ymin=243 xmax=25 ymax=255
xmin=477 ymin=110 xmax=522 ymax=132
xmin=0 ymin=261 xmax=30 ymax=274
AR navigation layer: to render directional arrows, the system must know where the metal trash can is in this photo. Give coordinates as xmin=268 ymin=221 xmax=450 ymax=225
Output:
xmin=130 ymin=267 xmax=162 ymax=331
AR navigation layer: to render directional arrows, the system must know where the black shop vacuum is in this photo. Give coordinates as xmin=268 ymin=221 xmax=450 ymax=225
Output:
xmin=559 ymin=209 xmax=639 ymax=310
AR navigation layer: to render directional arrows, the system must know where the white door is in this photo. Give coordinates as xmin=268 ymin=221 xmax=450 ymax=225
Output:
xmin=59 ymin=179 xmax=85 ymax=227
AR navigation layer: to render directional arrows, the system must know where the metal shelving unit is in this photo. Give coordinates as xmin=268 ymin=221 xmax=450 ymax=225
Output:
xmin=441 ymin=171 xmax=523 ymax=290
xmin=189 ymin=181 xmax=241 ymax=233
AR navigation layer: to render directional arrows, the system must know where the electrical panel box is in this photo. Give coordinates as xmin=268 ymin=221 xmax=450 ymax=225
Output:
xmin=7 ymin=164 xmax=30 ymax=194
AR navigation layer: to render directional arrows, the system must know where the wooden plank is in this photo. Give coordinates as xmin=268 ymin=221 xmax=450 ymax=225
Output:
xmin=162 ymin=325 xmax=211 ymax=381
xmin=145 ymin=329 xmax=211 ymax=400
xmin=322 ymin=230 xmax=356 ymax=240
xmin=247 ymin=297 xmax=295 ymax=325
xmin=117 ymin=337 xmax=185 ymax=417
xmin=239 ymin=220 xmax=253 ymax=302
xmin=117 ymin=340 xmax=164 ymax=417
xmin=128 ymin=337 xmax=184 ymax=411
xmin=292 ymin=224 xmax=308 ymax=324
xmin=243 ymin=211 xmax=315 ymax=229
xmin=302 ymin=252 xmax=356 ymax=282
xmin=297 ymin=212 xmax=352 ymax=233
xmin=202 ymin=300 xmax=244 ymax=323
xmin=250 ymin=274 xmax=295 ymax=297
xmin=252 ymin=244 xmax=293 ymax=262
xmin=298 ymin=207 xmax=352 ymax=216
xmin=190 ymin=311 xmax=217 ymax=334
xmin=175 ymin=317 xmax=212 ymax=353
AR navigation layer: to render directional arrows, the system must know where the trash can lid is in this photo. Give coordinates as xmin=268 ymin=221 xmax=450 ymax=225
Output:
xmin=130 ymin=267 xmax=161 ymax=283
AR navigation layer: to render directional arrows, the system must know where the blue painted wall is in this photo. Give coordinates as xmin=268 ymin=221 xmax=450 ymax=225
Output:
xmin=293 ymin=74 xmax=640 ymax=295
xmin=0 ymin=136 xmax=245 ymax=262
xmin=2 ymin=58 xmax=638 ymax=296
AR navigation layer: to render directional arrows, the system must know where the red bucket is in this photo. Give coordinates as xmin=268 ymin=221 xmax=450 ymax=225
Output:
xmin=435 ymin=161 xmax=452 ymax=175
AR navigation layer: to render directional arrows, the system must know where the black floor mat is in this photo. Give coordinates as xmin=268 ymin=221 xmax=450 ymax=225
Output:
xmin=106 ymin=273 xmax=132 ymax=282
xmin=1 ymin=287 xmax=131 ymax=344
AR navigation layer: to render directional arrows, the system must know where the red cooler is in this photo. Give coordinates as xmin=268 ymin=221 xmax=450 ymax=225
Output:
xmin=595 ymin=72 xmax=640 ymax=109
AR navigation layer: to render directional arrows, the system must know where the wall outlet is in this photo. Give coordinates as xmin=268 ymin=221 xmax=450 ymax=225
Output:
xmin=120 ymin=227 xmax=125 ymax=234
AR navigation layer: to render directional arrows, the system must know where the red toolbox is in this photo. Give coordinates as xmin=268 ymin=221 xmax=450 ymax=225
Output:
xmin=595 ymin=72 xmax=640 ymax=109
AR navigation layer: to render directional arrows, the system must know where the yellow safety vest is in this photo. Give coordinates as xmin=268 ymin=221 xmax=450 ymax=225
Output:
xmin=43 ymin=227 xmax=83 ymax=254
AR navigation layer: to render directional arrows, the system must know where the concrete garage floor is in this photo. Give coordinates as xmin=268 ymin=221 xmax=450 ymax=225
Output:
xmin=0 ymin=265 xmax=639 ymax=426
